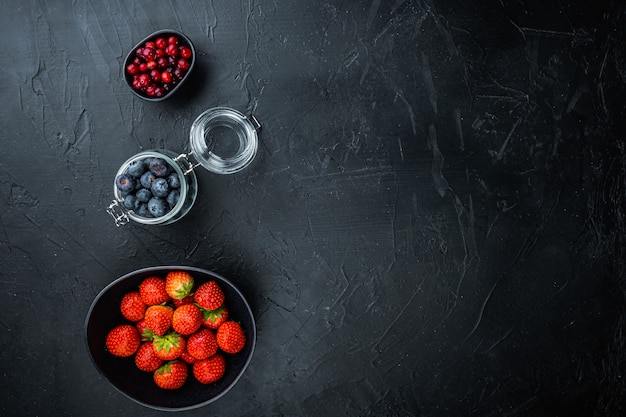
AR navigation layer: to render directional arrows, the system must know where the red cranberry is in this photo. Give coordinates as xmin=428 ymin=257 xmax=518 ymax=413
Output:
xmin=168 ymin=56 xmax=177 ymax=66
xmin=144 ymin=41 xmax=155 ymax=49
xmin=138 ymin=73 xmax=151 ymax=88
xmin=155 ymin=48 xmax=165 ymax=58
xmin=167 ymin=36 xmax=178 ymax=45
xmin=142 ymin=47 xmax=156 ymax=60
xmin=177 ymin=58 xmax=190 ymax=70
xmin=150 ymin=69 xmax=161 ymax=82
xmin=154 ymin=87 xmax=164 ymax=97
xmin=165 ymin=44 xmax=179 ymax=57
xmin=145 ymin=84 xmax=156 ymax=96
xmin=132 ymin=77 xmax=142 ymax=90
xmin=179 ymin=46 xmax=192 ymax=59
xmin=135 ymin=47 xmax=144 ymax=57
xmin=173 ymin=67 xmax=185 ymax=80
xmin=157 ymin=57 xmax=168 ymax=68
xmin=146 ymin=60 xmax=157 ymax=70
xmin=161 ymin=71 xmax=173 ymax=84
xmin=155 ymin=37 xmax=167 ymax=50
xmin=126 ymin=63 xmax=139 ymax=75
xmin=138 ymin=62 xmax=148 ymax=72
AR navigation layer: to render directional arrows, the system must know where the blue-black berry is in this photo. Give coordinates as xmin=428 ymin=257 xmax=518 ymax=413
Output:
xmin=151 ymin=178 xmax=169 ymax=198
xmin=140 ymin=171 xmax=157 ymax=189
xmin=166 ymin=189 xmax=180 ymax=208
xmin=149 ymin=158 xmax=170 ymax=177
xmin=123 ymin=194 xmax=137 ymax=210
xmin=147 ymin=197 xmax=168 ymax=217
xmin=167 ymin=173 xmax=180 ymax=189
xmin=135 ymin=188 xmax=152 ymax=203
xmin=115 ymin=174 xmax=136 ymax=193
xmin=127 ymin=160 xmax=146 ymax=177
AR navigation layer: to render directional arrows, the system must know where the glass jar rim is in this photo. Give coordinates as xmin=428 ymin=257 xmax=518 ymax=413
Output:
xmin=189 ymin=107 xmax=260 ymax=174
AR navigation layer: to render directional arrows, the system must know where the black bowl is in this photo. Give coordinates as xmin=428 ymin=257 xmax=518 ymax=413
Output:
xmin=123 ymin=29 xmax=196 ymax=102
xmin=84 ymin=266 xmax=256 ymax=411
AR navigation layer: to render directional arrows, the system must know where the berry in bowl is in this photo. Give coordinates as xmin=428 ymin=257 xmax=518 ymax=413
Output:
xmin=84 ymin=266 xmax=256 ymax=411
xmin=124 ymin=29 xmax=195 ymax=101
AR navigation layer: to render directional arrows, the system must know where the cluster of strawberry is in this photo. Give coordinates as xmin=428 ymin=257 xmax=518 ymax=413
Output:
xmin=105 ymin=271 xmax=246 ymax=390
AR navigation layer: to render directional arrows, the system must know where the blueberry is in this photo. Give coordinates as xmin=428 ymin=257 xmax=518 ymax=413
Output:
xmin=148 ymin=197 xmax=169 ymax=217
xmin=136 ymin=202 xmax=152 ymax=218
xmin=140 ymin=171 xmax=157 ymax=189
xmin=167 ymin=173 xmax=181 ymax=189
xmin=136 ymin=188 xmax=152 ymax=203
xmin=151 ymin=178 xmax=169 ymax=198
xmin=115 ymin=174 xmax=136 ymax=193
xmin=166 ymin=189 xmax=180 ymax=208
xmin=127 ymin=159 xmax=146 ymax=178
xmin=149 ymin=158 xmax=170 ymax=177
xmin=143 ymin=157 xmax=155 ymax=170
xmin=123 ymin=194 xmax=137 ymax=210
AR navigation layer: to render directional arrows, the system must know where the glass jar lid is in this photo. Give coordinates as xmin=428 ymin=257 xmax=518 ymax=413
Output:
xmin=189 ymin=107 xmax=260 ymax=174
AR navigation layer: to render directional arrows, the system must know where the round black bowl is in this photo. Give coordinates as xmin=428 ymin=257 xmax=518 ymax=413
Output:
xmin=123 ymin=29 xmax=196 ymax=102
xmin=84 ymin=266 xmax=256 ymax=411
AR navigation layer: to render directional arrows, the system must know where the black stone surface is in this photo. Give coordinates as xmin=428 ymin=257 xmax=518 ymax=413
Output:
xmin=1 ymin=1 xmax=625 ymax=416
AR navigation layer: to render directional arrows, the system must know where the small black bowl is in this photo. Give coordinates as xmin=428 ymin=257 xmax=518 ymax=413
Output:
xmin=123 ymin=29 xmax=196 ymax=102
xmin=85 ymin=266 xmax=256 ymax=411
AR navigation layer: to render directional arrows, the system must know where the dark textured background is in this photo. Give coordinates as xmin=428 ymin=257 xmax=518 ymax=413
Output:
xmin=1 ymin=1 xmax=625 ymax=416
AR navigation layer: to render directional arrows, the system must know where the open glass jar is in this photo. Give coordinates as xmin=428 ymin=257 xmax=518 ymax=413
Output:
xmin=107 ymin=107 xmax=261 ymax=226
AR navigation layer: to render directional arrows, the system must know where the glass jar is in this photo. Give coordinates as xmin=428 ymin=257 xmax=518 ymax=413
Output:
xmin=107 ymin=107 xmax=261 ymax=226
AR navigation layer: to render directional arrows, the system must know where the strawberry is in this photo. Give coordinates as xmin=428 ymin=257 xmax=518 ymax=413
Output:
xmin=187 ymin=328 xmax=218 ymax=360
xmin=194 ymin=281 xmax=224 ymax=310
xmin=136 ymin=318 xmax=155 ymax=341
xmin=193 ymin=354 xmax=226 ymax=384
xmin=144 ymin=305 xmax=174 ymax=336
xmin=202 ymin=305 xmax=228 ymax=329
xmin=165 ymin=271 xmax=194 ymax=300
xmin=135 ymin=342 xmax=164 ymax=372
xmin=152 ymin=332 xmax=186 ymax=360
xmin=216 ymin=321 xmax=246 ymax=354
xmin=139 ymin=276 xmax=170 ymax=305
xmin=180 ymin=350 xmax=197 ymax=365
xmin=106 ymin=324 xmax=140 ymax=357
xmin=154 ymin=361 xmax=188 ymax=390
xmin=172 ymin=304 xmax=203 ymax=335
xmin=120 ymin=291 xmax=146 ymax=322
xmin=172 ymin=295 xmax=194 ymax=308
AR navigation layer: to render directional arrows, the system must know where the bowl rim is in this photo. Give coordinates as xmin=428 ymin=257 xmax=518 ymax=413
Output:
xmin=84 ymin=265 xmax=256 ymax=411
xmin=123 ymin=29 xmax=196 ymax=102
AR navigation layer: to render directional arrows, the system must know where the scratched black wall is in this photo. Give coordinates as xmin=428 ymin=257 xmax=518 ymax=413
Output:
xmin=1 ymin=1 xmax=625 ymax=416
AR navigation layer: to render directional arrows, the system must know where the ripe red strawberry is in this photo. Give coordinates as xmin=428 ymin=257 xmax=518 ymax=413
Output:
xmin=152 ymin=332 xmax=186 ymax=360
xmin=139 ymin=276 xmax=170 ymax=305
xmin=135 ymin=342 xmax=164 ymax=372
xmin=180 ymin=350 xmax=197 ymax=365
xmin=194 ymin=281 xmax=224 ymax=310
xmin=187 ymin=328 xmax=218 ymax=360
xmin=202 ymin=305 xmax=228 ymax=329
xmin=136 ymin=318 xmax=155 ymax=341
xmin=216 ymin=321 xmax=246 ymax=354
xmin=144 ymin=305 xmax=174 ymax=336
xmin=154 ymin=361 xmax=188 ymax=390
xmin=172 ymin=295 xmax=194 ymax=308
xmin=165 ymin=271 xmax=194 ymax=300
xmin=120 ymin=291 xmax=146 ymax=322
xmin=172 ymin=304 xmax=203 ymax=335
xmin=193 ymin=354 xmax=226 ymax=384
xmin=106 ymin=324 xmax=140 ymax=357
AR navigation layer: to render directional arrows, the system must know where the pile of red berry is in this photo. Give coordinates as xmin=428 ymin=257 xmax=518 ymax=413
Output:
xmin=126 ymin=34 xmax=193 ymax=99
xmin=105 ymin=271 xmax=246 ymax=390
